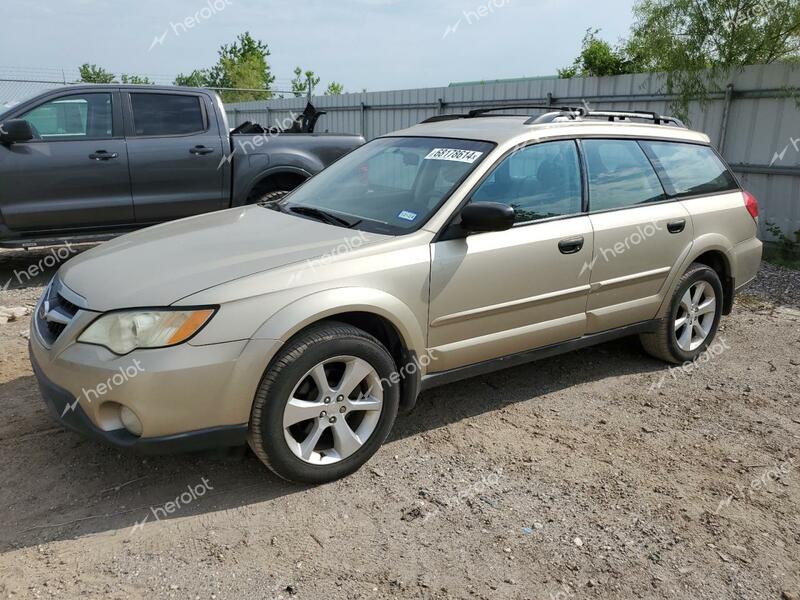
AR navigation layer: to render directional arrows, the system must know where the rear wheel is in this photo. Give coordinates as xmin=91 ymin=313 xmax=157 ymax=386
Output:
xmin=640 ymin=263 xmax=723 ymax=364
xmin=248 ymin=322 xmax=399 ymax=484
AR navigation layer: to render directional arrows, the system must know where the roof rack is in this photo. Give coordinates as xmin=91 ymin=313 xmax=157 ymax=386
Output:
xmin=420 ymin=106 xmax=686 ymax=128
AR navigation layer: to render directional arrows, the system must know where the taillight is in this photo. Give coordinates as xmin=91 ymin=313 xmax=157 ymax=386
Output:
xmin=744 ymin=191 xmax=759 ymax=221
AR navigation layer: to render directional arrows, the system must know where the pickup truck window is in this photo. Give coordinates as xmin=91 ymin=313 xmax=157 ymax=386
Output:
xmin=130 ymin=93 xmax=206 ymax=136
xmin=21 ymin=93 xmax=112 ymax=140
xmin=277 ymin=137 xmax=494 ymax=235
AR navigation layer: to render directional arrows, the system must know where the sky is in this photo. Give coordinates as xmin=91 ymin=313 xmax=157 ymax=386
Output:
xmin=1 ymin=0 xmax=638 ymax=93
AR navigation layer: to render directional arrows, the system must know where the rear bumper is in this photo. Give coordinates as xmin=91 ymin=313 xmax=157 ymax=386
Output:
xmin=31 ymin=345 xmax=248 ymax=454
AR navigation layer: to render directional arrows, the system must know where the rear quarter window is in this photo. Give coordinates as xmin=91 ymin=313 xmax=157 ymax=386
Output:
xmin=640 ymin=141 xmax=739 ymax=198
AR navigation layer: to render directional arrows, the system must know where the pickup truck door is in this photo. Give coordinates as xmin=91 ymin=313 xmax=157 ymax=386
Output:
xmin=123 ymin=90 xmax=226 ymax=223
xmin=0 ymin=90 xmax=134 ymax=233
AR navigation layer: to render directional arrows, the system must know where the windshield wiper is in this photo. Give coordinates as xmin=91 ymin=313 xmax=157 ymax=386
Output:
xmin=288 ymin=205 xmax=361 ymax=228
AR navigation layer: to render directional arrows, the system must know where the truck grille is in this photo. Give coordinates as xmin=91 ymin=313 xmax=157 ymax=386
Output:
xmin=36 ymin=278 xmax=82 ymax=345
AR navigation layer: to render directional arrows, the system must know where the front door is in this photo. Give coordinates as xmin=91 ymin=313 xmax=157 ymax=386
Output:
xmin=428 ymin=140 xmax=593 ymax=373
xmin=0 ymin=91 xmax=133 ymax=233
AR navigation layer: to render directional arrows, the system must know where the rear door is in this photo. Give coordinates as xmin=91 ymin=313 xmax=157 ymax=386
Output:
xmin=582 ymin=138 xmax=694 ymax=333
xmin=0 ymin=90 xmax=134 ymax=232
xmin=124 ymin=91 xmax=226 ymax=223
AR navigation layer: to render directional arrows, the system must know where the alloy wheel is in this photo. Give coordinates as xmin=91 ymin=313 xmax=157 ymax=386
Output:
xmin=282 ymin=355 xmax=383 ymax=465
xmin=674 ymin=281 xmax=717 ymax=352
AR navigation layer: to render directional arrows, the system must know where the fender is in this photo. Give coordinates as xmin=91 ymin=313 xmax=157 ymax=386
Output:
xmin=654 ymin=233 xmax=734 ymax=317
xmin=252 ymin=287 xmax=427 ymax=365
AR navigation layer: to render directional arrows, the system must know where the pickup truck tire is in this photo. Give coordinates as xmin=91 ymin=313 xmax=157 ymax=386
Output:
xmin=248 ymin=321 xmax=400 ymax=484
xmin=254 ymin=190 xmax=290 ymax=206
xmin=640 ymin=263 xmax=724 ymax=364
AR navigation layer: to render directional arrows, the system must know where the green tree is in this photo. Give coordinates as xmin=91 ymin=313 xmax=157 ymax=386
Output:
xmin=174 ymin=69 xmax=211 ymax=87
xmin=174 ymin=32 xmax=275 ymax=101
xmin=625 ymin=0 xmax=800 ymax=118
xmin=325 ymin=81 xmax=345 ymax=96
xmin=558 ymin=29 xmax=636 ymax=78
xmin=120 ymin=74 xmax=153 ymax=85
xmin=291 ymin=67 xmax=321 ymax=97
xmin=78 ymin=63 xmax=116 ymax=83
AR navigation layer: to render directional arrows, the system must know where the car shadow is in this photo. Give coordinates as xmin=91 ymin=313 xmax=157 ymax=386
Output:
xmin=0 ymin=336 xmax=666 ymax=553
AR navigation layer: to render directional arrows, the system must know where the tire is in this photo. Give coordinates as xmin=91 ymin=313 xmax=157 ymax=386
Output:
xmin=248 ymin=321 xmax=400 ymax=484
xmin=252 ymin=190 xmax=290 ymax=206
xmin=640 ymin=263 xmax=724 ymax=364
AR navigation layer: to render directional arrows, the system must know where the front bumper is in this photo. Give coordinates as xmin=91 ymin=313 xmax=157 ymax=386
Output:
xmin=31 ymin=346 xmax=248 ymax=454
xmin=29 ymin=284 xmax=281 ymax=453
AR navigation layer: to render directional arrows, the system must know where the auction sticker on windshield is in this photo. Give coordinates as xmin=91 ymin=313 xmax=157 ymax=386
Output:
xmin=424 ymin=148 xmax=484 ymax=163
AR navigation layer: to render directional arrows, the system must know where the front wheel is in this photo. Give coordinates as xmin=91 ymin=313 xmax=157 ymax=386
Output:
xmin=248 ymin=322 xmax=399 ymax=484
xmin=640 ymin=263 xmax=724 ymax=364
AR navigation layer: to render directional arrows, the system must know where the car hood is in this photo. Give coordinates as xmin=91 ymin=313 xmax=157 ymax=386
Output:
xmin=59 ymin=206 xmax=388 ymax=311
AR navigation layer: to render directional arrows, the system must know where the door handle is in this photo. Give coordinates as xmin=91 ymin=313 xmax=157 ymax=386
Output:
xmin=667 ymin=219 xmax=686 ymax=234
xmin=190 ymin=145 xmax=215 ymax=155
xmin=558 ymin=236 xmax=585 ymax=255
xmin=89 ymin=150 xmax=119 ymax=161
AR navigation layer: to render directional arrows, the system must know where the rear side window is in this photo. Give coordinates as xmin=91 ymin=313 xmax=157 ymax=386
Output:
xmin=584 ymin=139 xmax=666 ymax=211
xmin=130 ymin=93 xmax=205 ymax=136
xmin=471 ymin=140 xmax=582 ymax=223
xmin=640 ymin=141 xmax=739 ymax=198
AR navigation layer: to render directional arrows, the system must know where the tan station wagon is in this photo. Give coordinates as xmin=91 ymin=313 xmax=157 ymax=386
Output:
xmin=30 ymin=106 xmax=763 ymax=483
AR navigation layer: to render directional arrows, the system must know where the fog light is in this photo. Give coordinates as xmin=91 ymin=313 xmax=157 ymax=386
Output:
xmin=120 ymin=406 xmax=143 ymax=437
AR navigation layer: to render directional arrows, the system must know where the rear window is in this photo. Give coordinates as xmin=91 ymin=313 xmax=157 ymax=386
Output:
xmin=640 ymin=141 xmax=739 ymax=198
xmin=130 ymin=93 xmax=205 ymax=136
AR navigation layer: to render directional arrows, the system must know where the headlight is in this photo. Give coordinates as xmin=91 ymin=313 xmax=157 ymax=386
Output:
xmin=78 ymin=308 xmax=216 ymax=354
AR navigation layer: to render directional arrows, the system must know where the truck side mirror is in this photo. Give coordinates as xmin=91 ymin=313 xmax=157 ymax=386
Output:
xmin=0 ymin=119 xmax=35 ymax=144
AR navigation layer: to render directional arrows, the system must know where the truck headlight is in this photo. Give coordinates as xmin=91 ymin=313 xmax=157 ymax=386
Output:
xmin=78 ymin=308 xmax=216 ymax=355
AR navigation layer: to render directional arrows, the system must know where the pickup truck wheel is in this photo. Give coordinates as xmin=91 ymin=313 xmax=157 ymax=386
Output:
xmin=248 ymin=322 xmax=400 ymax=484
xmin=254 ymin=190 xmax=290 ymax=206
xmin=640 ymin=263 xmax=723 ymax=364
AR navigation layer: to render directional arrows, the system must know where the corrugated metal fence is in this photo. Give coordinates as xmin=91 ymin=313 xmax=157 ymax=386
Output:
xmin=226 ymin=64 xmax=800 ymax=239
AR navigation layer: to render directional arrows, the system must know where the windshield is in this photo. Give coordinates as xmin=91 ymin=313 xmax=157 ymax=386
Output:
xmin=276 ymin=137 xmax=495 ymax=235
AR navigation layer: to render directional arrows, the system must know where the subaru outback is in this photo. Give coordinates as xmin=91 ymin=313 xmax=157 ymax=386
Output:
xmin=30 ymin=106 xmax=763 ymax=484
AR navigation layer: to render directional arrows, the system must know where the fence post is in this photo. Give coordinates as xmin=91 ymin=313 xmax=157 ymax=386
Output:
xmin=718 ymin=83 xmax=734 ymax=154
xmin=360 ymin=102 xmax=367 ymax=139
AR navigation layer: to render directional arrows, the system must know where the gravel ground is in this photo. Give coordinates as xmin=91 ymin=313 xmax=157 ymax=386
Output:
xmin=0 ymin=260 xmax=798 ymax=600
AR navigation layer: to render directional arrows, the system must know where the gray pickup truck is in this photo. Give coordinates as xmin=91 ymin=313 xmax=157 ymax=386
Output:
xmin=0 ymin=85 xmax=364 ymax=247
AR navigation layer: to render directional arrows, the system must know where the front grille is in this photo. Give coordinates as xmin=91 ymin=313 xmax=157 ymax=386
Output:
xmin=36 ymin=278 xmax=83 ymax=346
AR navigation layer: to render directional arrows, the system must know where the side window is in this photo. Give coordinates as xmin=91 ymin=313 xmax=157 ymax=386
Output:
xmin=471 ymin=140 xmax=582 ymax=223
xmin=130 ymin=93 xmax=205 ymax=136
xmin=640 ymin=141 xmax=739 ymax=198
xmin=584 ymin=139 xmax=665 ymax=211
xmin=21 ymin=93 xmax=112 ymax=140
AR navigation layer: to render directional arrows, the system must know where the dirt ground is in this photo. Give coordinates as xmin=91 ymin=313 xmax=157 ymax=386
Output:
xmin=0 ymin=252 xmax=798 ymax=600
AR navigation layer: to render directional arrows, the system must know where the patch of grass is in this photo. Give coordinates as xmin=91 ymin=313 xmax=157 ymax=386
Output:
xmin=764 ymin=254 xmax=800 ymax=271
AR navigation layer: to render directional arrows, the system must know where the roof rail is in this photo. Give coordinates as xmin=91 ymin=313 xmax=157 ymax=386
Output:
xmin=420 ymin=106 xmax=685 ymax=128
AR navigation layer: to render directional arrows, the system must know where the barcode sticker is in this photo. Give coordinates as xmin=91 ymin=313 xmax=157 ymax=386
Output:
xmin=424 ymin=148 xmax=484 ymax=163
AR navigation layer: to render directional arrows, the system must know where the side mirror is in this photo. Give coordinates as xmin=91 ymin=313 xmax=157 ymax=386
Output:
xmin=460 ymin=201 xmax=515 ymax=233
xmin=0 ymin=119 xmax=34 ymax=144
